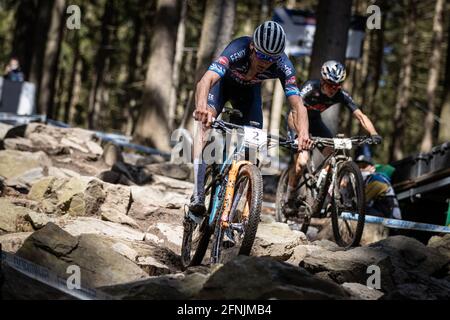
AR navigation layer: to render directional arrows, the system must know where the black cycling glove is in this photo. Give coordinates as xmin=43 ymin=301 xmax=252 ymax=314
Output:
xmin=371 ymin=134 xmax=382 ymax=145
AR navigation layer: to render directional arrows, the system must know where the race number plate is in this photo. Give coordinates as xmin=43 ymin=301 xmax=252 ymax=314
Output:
xmin=244 ymin=126 xmax=267 ymax=149
xmin=333 ymin=138 xmax=352 ymax=150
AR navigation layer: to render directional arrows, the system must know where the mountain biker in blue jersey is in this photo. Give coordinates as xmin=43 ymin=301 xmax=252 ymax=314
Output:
xmin=284 ymin=60 xmax=382 ymax=215
xmin=190 ymin=21 xmax=312 ymax=218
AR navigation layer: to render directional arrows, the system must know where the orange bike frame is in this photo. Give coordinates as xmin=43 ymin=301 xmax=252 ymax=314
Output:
xmin=220 ymin=160 xmax=252 ymax=229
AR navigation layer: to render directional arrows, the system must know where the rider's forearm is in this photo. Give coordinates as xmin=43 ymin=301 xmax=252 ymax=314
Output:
xmin=195 ymin=71 xmax=220 ymax=111
xmin=354 ymin=110 xmax=378 ymax=136
xmin=290 ymin=97 xmax=309 ymax=136
xmin=195 ymin=77 xmax=211 ymax=111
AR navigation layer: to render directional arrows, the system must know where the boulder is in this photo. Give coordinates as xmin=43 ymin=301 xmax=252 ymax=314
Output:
xmin=24 ymin=210 xmax=51 ymax=229
xmin=100 ymin=272 xmax=209 ymax=300
xmin=16 ymin=223 xmax=149 ymax=288
xmin=61 ymin=217 xmax=145 ymax=242
xmin=151 ymin=175 xmax=193 ymax=193
xmin=102 ymin=143 xmax=124 ymax=166
xmin=251 ymin=222 xmax=308 ymax=261
xmin=3 ymin=137 xmax=35 ymax=152
xmin=130 ymin=185 xmax=189 ymax=213
xmin=428 ymin=234 xmax=450 ymax=260
xmin=47 ymin=167 xmax=80 ymax=179
xmin=0 ymin=150 xmax=51 ymax=180
xmin=0 ymin=122 xmax=13 ymax=139
xmin=315 ymin=219 xmax=389 ymax=246
xmin=0 ymin=232 xmax=33 ymax=253
xmin=99 ymin=184 xmax=138 ymax=228
xmin=145 ymin=222 xmax=184 ymax=253
xmin=143 ymin=163 xmax=193 ymax=182
xmin=28 ymin=177 xmax=106 ymax=216
xmin=0 ymin=198 xmax=34 ymax=232
xmin=300 ymin=236 xmax=449 ymax=292
xmin=342 ymin=283 xmax=384 ymax=300
xmin=5 ymin=167 xmax=45 ymax=190
xmin=196 ymin=256 xmax=351 ymax=300
xmin=382 ymin=274 xmax=450 ymax=300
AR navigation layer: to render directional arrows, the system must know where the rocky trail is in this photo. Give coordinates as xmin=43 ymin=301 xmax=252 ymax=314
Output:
xmin=0 ymin=122 xmax=449 ymax=300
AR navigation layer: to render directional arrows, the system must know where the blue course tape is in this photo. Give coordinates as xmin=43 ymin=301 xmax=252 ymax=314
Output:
xmin=341 ymin=212 xmax=450 ymax=233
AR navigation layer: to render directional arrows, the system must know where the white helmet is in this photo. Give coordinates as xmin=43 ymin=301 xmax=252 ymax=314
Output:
xmin=321 ymin=60 xmax=347 ymax=84
xmin=253 ymin=21 xmax=286 ymax=56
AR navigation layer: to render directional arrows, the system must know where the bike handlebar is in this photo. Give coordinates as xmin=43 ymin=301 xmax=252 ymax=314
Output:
xmin=209 ymin=119 xmax=379 ymax=152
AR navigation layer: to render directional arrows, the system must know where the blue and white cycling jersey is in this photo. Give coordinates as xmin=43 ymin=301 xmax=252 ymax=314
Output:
xmin=208 ymin=36 xmax=301 ymax=98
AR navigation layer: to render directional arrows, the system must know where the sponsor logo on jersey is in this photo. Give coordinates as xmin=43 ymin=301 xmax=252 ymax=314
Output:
xmin=230 ymin=49 xmax=246 ymax=62
xmin=300 ymin=83 xmax=313 ymax=97
xmin=208 ymin=63 xmax=226 ymax=76
xmin=216 ymin=56 xmax=229 ymax=67
xmin=286 ymin=76 xmax=297 ymax=85
xmin=307 ymin=104 xmax=328 ymax=112
xmin=282 ymin=64 xmax=292 ymax=76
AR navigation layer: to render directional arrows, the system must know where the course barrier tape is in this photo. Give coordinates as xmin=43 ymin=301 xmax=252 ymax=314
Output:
xmin=0 ymin=250 xmax=115 ymax=300
xmin=341 ymin=212 xmax=450 ymax=233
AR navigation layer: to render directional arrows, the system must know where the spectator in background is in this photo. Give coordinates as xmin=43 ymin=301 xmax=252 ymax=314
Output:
xmin=4 ymin=57 xmax=24 ymax=82
xmin=355 ymin=154 xmax=402 ymax=220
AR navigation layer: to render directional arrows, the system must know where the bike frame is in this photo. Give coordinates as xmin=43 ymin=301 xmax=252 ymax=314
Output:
xmin=207 ymin=140 xmax=252 ymax=230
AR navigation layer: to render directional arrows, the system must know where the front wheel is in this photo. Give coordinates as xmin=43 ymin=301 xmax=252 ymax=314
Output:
xmin=211 ymin=164 xmax=263 ymax=264
xmin=331 ymin=161 xmax=366 ymax=248
xmin=181 ymin=166 xmax=215 ymax=269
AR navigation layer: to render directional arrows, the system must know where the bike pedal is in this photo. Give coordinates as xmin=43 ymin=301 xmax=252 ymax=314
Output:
xmin=223 ymin=230 xmax=236 ymax=247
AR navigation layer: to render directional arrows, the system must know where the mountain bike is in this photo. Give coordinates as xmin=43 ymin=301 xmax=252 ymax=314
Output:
xmin=181 ymin=119 xmax=268 ymax=268
xmin=275 ymin=135 xmax=378 ymax=248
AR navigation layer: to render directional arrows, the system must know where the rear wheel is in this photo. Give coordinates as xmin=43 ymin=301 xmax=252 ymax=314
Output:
xmin=211 ymin=164 xmax=263 ymax=264
xmin=331 ymin=161 xmax=365 ymax=248
xmin=181 ymin=166 xmax=215 ymax=269
xmin=275 ymin=168 xmax=290 ymax=222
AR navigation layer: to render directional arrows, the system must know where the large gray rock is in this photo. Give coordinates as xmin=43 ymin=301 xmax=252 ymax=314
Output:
xmin=428 ymin=234 xmax=450 ymax=260
xmin=16 ymin=223 xmax=149 ymax=288
xmin=0 ymin=198 xmax=34 ymax=232
xmin=196 ymin=256 xmax=351 ymax=300
xmin=61 ymin=217 xmax=145 ymax=242
xmin=5 ymin=167 xmax=45 ymax=190
xmin=251 ymin=222 xmax=308 ymax=261
xmin=315 ymin=218 xmax=389 ymax=246
xmin=300 ymin=236 xmax=449 ymax=292
xmin=28 ymin=176 xmax=106 ymax=216
xmin=382 ymin=274 xmax=450 ymax=300
xmin=0 ymin=232 xmax=33 ymax=253
xmin=143 ymin=163 xmax=193 ymax=182
xmin=342 ymin=283 xmax=384 ymax=300
xmin=0 ymin=150 xmax=51 ymax=180
xmin=0 ymin=122 xmax=13 ymax=139
xmin=100 ymin=184 xmax=138 ymax=228
xmin=100 ymin=272 xmax=209 ymax=300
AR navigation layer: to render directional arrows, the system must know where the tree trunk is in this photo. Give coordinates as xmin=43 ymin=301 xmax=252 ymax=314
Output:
xmin=389 ymin=0 xmax=416 ymax=161
xmin=168 ymin=0 xmax=187 ymax=131
xmin=11 ymin=0 xmax=40 ymax=78
xmin=438 ymin=21 xmax=450 ymax=143
xmin=133 ymin=0 xmax=181 ymax=152
xmin=308 ymin=0 xmax=353 ymax=135
xmin=28 ymin=0 xmax=55 ymax=102
xmin=88 ymin=0 xmax=117 ymax=129
xmin=420 ymin=0 xmax=445 ymax=152
xmin=38 ymin=0 xmax=66 ymax=118
xmin=181 ymin=0 xmax=237 ymax=129
xmin=64 ymin=35 xmax=81 ymax=124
